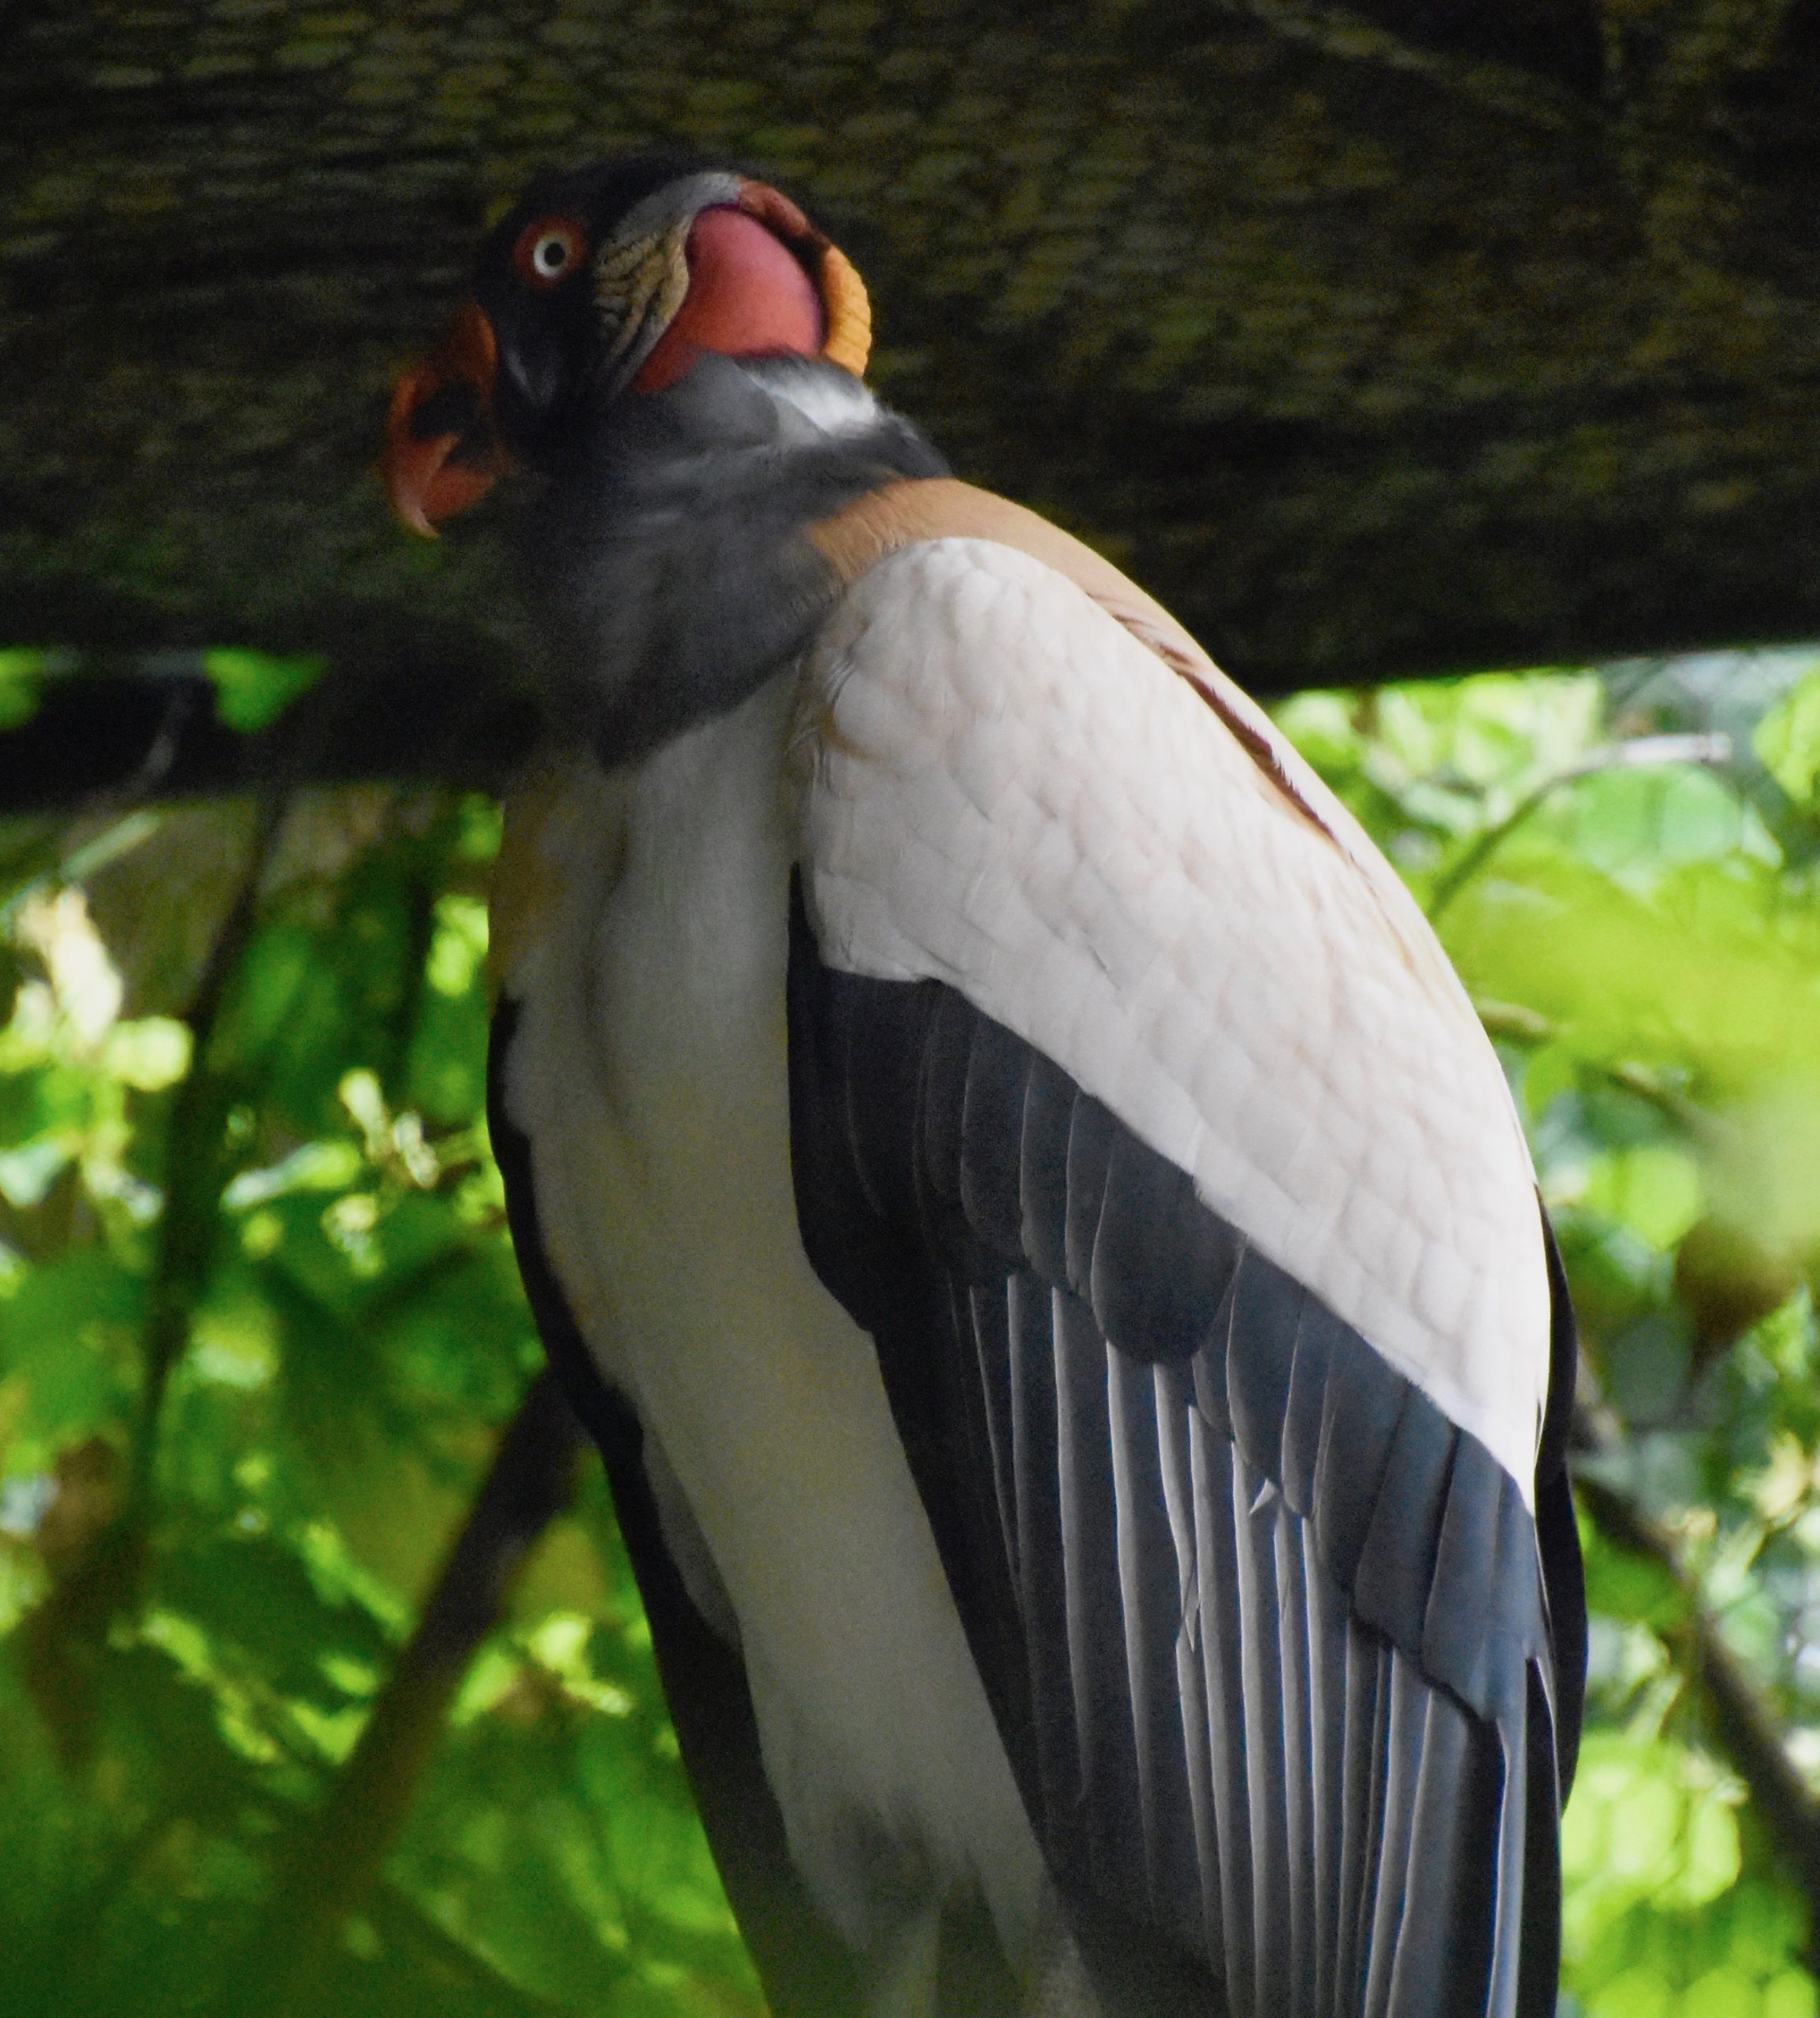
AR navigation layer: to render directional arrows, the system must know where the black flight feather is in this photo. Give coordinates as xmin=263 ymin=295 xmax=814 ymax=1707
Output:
xmin=785 ymin=876 xmax=1584 ymax=2018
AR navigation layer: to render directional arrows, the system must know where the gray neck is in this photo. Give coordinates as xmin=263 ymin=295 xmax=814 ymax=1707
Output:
xmin=519 ymin=355 xmax=947 ymax=773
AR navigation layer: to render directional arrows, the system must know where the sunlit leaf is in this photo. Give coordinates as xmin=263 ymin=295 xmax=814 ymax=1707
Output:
xmin=1755 ymin=666 xmax=1820 ymax=804
xmin=0 ymin=650 xmax=54 ymax=733
xmin=202 ymin=648 xmax=327 ymax=732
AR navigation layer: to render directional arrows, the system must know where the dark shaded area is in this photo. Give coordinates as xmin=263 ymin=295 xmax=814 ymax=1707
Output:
xmin=5 ymin=0 xmax=1820 ymax=718
xmin=1345 ymin=0 xmax=1606 ymax=95
xmin=0 ymin=646 xmax=537 ymax=811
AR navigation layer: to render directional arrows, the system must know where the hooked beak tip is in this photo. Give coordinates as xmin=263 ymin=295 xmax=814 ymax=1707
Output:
xmin=382 ymin=302 xmax=506 ymax=536
xmin=396 ymin=494 xmax=440 ymax=541
xmin=382 ymin=428 xmax=444 ymax=540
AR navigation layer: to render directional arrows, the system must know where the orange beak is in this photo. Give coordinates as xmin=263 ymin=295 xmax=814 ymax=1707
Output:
xmin=382 ymin=302 xmax=512 ymax=538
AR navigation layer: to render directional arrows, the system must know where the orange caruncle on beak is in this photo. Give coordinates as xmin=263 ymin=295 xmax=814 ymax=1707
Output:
xmin=382 ymin=301 xmax=511 ymax=538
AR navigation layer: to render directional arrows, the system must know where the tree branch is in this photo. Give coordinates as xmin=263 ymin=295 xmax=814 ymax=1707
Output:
xmin=0 ymin=650 xmax=537 ymax=817
xmin=1473 ymin=996 xmax=1705 ymax=1130
xmin=1573 ymin=1445 xmax=1820 ymax=1951
xmin=240 ymin=1368 xmax=588 ymax=2018
xmin=129 ymin=791 xmax=287 ymax=1521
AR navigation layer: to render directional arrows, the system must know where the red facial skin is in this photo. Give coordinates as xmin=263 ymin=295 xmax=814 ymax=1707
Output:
xmin=631 ymin=206 xmax=825 ymax=395
xmin=383 ymin=208 xmax=826 ymax=536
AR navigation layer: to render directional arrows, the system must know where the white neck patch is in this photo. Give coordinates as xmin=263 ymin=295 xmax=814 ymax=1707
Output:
xmin=747 ymin=357 xmax=887 ymax=440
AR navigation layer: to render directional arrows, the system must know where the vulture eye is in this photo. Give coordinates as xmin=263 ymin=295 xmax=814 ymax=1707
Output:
xmin=514 ymin=218 xmax=587 ymax=289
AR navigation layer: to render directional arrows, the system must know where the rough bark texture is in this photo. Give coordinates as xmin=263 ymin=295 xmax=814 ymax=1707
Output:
xmin=5 ymin=0 xmax=1820 ymax=703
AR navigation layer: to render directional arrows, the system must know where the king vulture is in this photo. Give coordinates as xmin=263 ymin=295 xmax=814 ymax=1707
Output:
xmin=382 ymin=155 xmax=1585 ymax=2018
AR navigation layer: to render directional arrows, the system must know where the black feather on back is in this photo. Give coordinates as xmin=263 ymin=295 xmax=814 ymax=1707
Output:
xmin=786 ymin=877 xmax=1585 ymax=2018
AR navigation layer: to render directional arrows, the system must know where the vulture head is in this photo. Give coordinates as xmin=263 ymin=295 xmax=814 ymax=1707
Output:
xmin=382 ymin=155 xmax=942 ymax=765
xmin=384 ymin=156 xmax=877 ymax=531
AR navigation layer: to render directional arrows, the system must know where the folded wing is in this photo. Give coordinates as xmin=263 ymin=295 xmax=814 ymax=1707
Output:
xmin=786 ymin=534 xmax=1584 ymax=2018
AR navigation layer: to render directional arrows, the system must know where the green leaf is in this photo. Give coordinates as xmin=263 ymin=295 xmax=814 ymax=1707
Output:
xmin=202 ymin=649 xmax=327 ymax=732
xmin=1271 ymin=690 xmax=1359 ymax=778
xmin=0 ymin=650 xmax=53 ymax=732
xmin=1754 ymin=665 xmax=1820 ymax=803
xmin=1581 ymin=1527 xmax=1689 ymax=1632
xmin=0 ymin=1249 xmax=143 ymax=1449
xmin=1581 ymin=1145 xmax=1704 ymax=1253
xmin=102 ymin=1015 xmax=192 ymax=1091
xmin=1568 ymin=765 xmax=1743 ymax=890
xmin=1768 ymin=1973 xmax=1820 ymax=2018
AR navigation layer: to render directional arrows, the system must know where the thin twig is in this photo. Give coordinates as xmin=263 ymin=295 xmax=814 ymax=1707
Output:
xmin=1472 ymin=996 xmax=1706 ymax=1130
xmin=367 ymin=1875 xmax=579 ymax=2014
xmin=1426 ymin=732 xmax=1732 ymax=924
xmin=129 ymin=792 xmax=288 ymax=1525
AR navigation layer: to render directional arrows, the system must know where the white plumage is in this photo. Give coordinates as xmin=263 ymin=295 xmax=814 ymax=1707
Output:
xmin=491 ymin=524 xmax=1562 ymax=2014
xmin=791 ymin=536 xmax=1550 ymax=1497
xmin=494 ymin=677 xmax=1051 ymax=1990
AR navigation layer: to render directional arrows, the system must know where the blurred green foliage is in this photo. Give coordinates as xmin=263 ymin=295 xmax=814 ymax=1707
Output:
xmin=1 ymin=648 xmax=1818 ymax=2014
xmin=0 ymin=773 xmax=757 ymax=2017
xmin=200 ymin=650 xmax=326 ymax=734
xmin=1280 ymin=653 xmax=1820 ymax=2018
